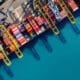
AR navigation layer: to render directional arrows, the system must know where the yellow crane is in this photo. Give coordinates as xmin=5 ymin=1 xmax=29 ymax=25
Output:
xmin=0 ymin=43 xmax=11 ymax=66
xmin=34 ymin=0 xmax=60 ymax=35
xmin=58 ymin=0 xmax=76 ymax=24
xmin=0 ymin=24 xmax=23 ymax=59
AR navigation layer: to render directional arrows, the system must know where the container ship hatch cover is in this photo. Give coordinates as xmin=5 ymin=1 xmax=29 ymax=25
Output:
xmin=0 ymin=0 xmax=79 ymax=65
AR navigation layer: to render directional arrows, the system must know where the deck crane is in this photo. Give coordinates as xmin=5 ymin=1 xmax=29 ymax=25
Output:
xmin=34 ymin=0 xmax=60 ymax=35
xmin=33 ymin=0 xmax=65 ymax=42
xmin=0 ymin=24 xmax=23 ymax=59
xmin=58 ymin=0 xmax=80 ymax=33
xmin=0 ymin=41 xmax=11 ymax=66
xmin=58 ymin=0 xmax=76 ymax=24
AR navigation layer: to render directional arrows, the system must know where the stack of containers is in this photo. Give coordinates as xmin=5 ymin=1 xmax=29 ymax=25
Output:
xmin=9 ymin=24 xmax=27 ymax=46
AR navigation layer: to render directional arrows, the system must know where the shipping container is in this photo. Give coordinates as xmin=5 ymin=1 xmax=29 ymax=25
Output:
xmin=26 ymin=14 xmax=42 ymax=35
xmin=24 ymin=22 xmax=36 ymax=38
xmin=9 ymin=24 xmax=27 ymax=46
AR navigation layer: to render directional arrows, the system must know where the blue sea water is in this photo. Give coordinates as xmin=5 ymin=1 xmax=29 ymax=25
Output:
xmin=1 ymin=10 xmax=80 ymax=80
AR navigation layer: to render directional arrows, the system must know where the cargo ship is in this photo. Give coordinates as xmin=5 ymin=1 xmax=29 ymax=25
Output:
xmin=0 ymin=0 xmax=79 ymax=66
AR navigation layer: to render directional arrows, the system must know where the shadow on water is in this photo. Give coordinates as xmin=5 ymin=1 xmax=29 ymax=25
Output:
xmin=73 ymin=9 xmax=80 ymax=17
xmin=0 ymin=73 xmax=4 ymax=80
xmin=38 ymin=31 xmax=53 ymax=53
xmin=0 ymin=8 xmax=80 ymax=80
xmin=72 ymin=9 xmax=80 ymax=35
xmin=0 ymin=61 xmax=14 ymax=80
xmin=57 ymin=9 xmax=80 ymax=35
xmin=2 ymin=64 xmax=14 ymax=78
xmin=22 ymin=37 xmax=40 ymax=61
xmin=0 ymin=61 xmax=4 ymax=80
xmin=6 ymin=14 xmax=78 ymax=61
xmin=0 ymin=20 xmax=68 ymax=79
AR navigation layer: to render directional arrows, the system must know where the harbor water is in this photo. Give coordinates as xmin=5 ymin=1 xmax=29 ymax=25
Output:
xmin=0 ymin=9 xmax=80 ymax=80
